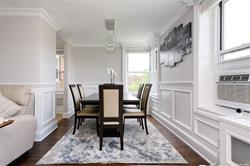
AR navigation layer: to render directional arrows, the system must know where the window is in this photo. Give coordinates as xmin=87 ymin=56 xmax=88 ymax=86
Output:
xmin=220 ymin=0 xmax=250 ymax=61
xmin=127 ymin=52 xmax=150 ymax=93
xmin=56 ymin=54 xmax=64 ymax=88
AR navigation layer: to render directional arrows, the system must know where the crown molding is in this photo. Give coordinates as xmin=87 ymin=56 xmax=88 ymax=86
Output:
xmin=120 ymin=41 xmax=150 ymax=49
xmin=72 ymin=42 xmax=104 ymax=48
xmin=179 ymin=0 xmax=196 ymax=6
xmin=159 ymin=6 xmax=190 ymax=36
xmin=0 ymin=8 xmax=60 ymax=31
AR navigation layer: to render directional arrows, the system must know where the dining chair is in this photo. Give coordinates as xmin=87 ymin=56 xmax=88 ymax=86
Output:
xmin=69 ymin=84 xmax=99 ymax=135
xmin=77 ymin=83 xmax=99 ymax=108
xmin=124 ymin=84 xmax=152 ymax=135
xmin=124 ymin=83 xmax=144 ymax=109
xmin=99 ymin=84 xmax=124 ymax=150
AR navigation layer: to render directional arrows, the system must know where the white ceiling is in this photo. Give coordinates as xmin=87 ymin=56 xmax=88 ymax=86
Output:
xmin=0 ymin=0 xmax=185 ymax=47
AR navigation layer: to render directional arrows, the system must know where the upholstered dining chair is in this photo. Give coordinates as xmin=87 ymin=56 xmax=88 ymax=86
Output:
xmin=76 ymin=83 xmax=99 ymax=109
xmin=99 ymin=84 xmax=124 ymax=150
xmin=69 ymin=84 xmax=99 ymax=135
xmin=124 ymin=83 xmax=144 ymax=109
xmin=124 ymin=84 xmax=152 ymax=135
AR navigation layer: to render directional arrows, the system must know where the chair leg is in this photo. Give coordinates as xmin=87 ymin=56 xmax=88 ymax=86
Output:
xmin=96 ymin=117 xmax=99 ymax=136
xmin=73 ymin=116 xmax=77 ymax=135
xmin=99 ymin=127 xmax=103 ymax=151
xmin=141 ymin=118 xmax=144 ymax=130
xmin=77 ymin=118 xmax=80 ymax=129
xmin=144 ymin=117 xmax=149 ymax=135
xmin=120 ymin=125 xmax=124 ymax=150
xmin=139 ymin=118 xmax=142 ymax=126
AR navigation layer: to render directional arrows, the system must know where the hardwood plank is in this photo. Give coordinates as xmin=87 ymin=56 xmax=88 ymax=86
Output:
xmin=9 ymin=116 xmax=209 ymax=166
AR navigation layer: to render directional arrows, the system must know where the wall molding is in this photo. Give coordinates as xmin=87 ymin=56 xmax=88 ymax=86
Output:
xmin=160 ymin=88 xmax=193 ymax=130
xmin=194 ymin=117 xmax=219 ymax=147
xmin=63 ymin=111 xmax=74 ymax=119
xmin=159 ymin=81 xmax=194 ymax=85
xmin=151 ymin=110 xmax=216 ymax=163
xmin=31 ymin=84 xmax=57 ymax=141
xmin=0 ymin=8 xmax=60 ymax=31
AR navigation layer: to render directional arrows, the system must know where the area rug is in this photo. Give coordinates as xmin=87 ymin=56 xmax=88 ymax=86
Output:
xmin=37 ymin=119 xmax=187 ymax=165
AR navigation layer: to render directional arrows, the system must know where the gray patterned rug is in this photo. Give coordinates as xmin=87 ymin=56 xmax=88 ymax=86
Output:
xmin=37 ymin=119 xmax=187 ymax=165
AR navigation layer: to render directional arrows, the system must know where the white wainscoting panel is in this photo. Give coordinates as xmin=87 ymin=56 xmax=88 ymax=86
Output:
xmin=31 ymin=85 xmax=57 ymax=142
xmin=194 ymin=117 xmax=219 ymax=147
xmin=160 ymin=89 xmax=173 ymax=118
xmin=149 ymin=95 xmax=159 ymax=114
xmin=173 ymin=89 xmax=192 ymax=131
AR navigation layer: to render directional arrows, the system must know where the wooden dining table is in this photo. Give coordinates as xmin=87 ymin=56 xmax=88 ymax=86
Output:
xmin=80 ymin=93 xmax=140 ymax=137
xmin=80 ymin=93 xmax=140 ymax=106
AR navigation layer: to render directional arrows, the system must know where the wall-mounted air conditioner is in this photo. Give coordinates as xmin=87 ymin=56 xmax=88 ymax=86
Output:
xmin=216 ymin=74 xmax=250 ymax=112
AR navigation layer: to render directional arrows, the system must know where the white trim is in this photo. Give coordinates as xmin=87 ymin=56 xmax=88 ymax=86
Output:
xmin=159 ymin=6 xmax=191 ymax=36
xmin=159 ymin=81 xmax=194 ymax=84
xmin=151 ymin=110 xmax=215 ymax=163
xmin=34 ymin=120 xmax=57 ymax=142
xmin=121 ymin=41 xmax=150 ymax=49
xmin=218 ymin=55 xmax=250 ymax=64
xmin=30 ymin=85 xmax=57 ymax=141
xmin=63 ymin=111 xmax=74 ymax=119
xmin=160 ymin=88 xmax=193 ymax=130
xmin=220 ymin=44 xmax=250 ymax=55
xmin=194 ymin=117 xmax=219 ymax=147
xmin=173 ymin=89 xmax=193 ymax=131
xmin=0 ymin=8 xmax=60 ymax=31
xmin=0 ymin=83 xmax=56 ymax=87
xmin=224 ymin=130 xmax=250 ymax=166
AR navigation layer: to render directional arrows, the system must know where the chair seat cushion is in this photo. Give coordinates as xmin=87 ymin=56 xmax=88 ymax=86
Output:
xmin=124 ymin=108 xmax=144 ymax=117
xmin=77 ymin=107 xmax=99 ymax=117
xmin=104 ymin=122 xmax=119 ymax=125
xmin=86 ymin=105 xmax=99 ymax=108
xmin=123 ymin=105 xmax=138 ymax=109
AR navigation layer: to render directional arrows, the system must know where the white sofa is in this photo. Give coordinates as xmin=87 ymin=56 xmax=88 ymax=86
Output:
xmin=0 ymin=85 xmax=37 ymax=166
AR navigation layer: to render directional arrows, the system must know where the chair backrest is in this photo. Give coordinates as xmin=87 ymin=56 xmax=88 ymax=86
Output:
xmin=140 ymin=84 xmax=152 ymax=113
xmin=69 ymin=84 xmax=81 ymax=113
xmin=99 ymin=84 xmax=123 ymax=124
xmin=76 ymin=84 xmax=85 ymax=99
xmin=137 ymin=83 xmax=145 ymax=99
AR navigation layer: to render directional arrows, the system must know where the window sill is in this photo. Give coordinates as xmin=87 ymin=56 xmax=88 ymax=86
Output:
xmin=218 ymin=54 xmax=250 ymax=64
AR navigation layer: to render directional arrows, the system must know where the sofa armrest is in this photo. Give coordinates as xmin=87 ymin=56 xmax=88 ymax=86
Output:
xmin=0 ymin=115 xmax=37 ymax=165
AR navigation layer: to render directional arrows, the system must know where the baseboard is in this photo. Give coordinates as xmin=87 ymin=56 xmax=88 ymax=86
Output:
xmin=151 ymin=110 xmax=216 ymax=164
xmin=63 ymin=111 xmax=74 ymax=119
xmin=34 ymin=120 xmax=58 ymax=142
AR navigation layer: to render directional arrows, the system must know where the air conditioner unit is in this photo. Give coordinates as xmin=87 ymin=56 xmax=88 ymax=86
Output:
xmin=216 ymin=74 xmax=250 ymax=112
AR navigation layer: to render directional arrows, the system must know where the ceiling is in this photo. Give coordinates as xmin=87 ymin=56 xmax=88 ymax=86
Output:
xmin=0 ymin=0 xmax=186 ymax=47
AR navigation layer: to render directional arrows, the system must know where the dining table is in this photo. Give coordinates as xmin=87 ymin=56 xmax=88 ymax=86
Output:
xmin=80 ymin=93 xmax=140 ymax=106
xmin=80 ymin=92 xmax=140 ymax=137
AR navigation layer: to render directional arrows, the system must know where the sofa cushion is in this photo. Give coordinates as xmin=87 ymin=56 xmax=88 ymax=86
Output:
xmin=0 ymin=92 xmax=22 ymax=118
xmin=0 ymin=85 xmax=31 ymax=106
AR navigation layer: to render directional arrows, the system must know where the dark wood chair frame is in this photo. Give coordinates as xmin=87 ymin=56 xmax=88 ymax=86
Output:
xmin=69 ymin=84 xmax=99 ymax=135
xmin=99 ymin=84 xmax=124 ymax=150
xmin=124 ymin=84 xmax=152 ymax=135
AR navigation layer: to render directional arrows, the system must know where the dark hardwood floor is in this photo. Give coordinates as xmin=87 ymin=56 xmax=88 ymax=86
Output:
xmin=9 ymin=116 xmax=209 ymax=166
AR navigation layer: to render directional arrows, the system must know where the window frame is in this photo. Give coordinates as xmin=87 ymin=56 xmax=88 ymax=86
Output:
xmin=219 ymin=0 xmax=250 ymax=62
xmin=125 ymin=51 xmax=151 ymax=93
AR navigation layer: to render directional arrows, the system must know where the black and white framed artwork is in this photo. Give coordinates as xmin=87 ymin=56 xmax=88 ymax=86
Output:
xmin=160 ymin=22 xmax=192 ymax=67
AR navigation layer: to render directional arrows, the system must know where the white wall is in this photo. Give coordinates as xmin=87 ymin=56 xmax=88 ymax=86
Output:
xmin=0 ymin=16 xmax=40 ymax=83
xmin=63 ymin=41 xmax=75 ymax=118
xmin=0 ymin=14 xmax=57 ymax=141
xmin=160 ymin=9 xmax=193 ymax=82
xmin=73 ymin=46 xmax=123 ymax=84
xmin=0 ymin=16 xmax=56 ymax=84
xmin=150 ymin=6 xmax=219 ymax=163
xmin=39 ymin=18 xmax=56 ymax=84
